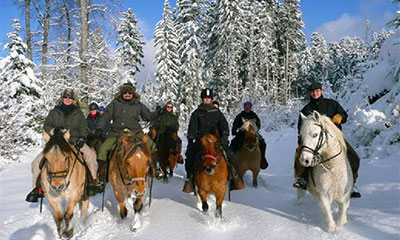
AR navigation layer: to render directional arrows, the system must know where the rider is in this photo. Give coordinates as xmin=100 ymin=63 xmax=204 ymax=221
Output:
xmin=87 ymin=102 xmax=101 ymax=132
xmin=95 ymin=82 xmax=163 ymax=189
xmin=153 ymin=101 xmax=179 ymax=137
xmin=183 ymin=88 xmax=245 ymax=193
xmin=231 ymin=101 xmax=269 ymax=169
xmin=26 ymin=88 xmax=99 ymax=202
xmin=293 ymin=82 xmax=361 ymax=198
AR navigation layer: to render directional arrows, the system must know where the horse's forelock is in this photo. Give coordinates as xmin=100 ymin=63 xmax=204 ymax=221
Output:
xmin=43 ymin=129 xmax=72 ymax=155
xmin=118 ymin=133 xmax=151 ymax=160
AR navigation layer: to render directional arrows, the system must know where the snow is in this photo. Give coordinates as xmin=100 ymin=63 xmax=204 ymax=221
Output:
xmin=1 ymin=127 xmax=399 ymax=240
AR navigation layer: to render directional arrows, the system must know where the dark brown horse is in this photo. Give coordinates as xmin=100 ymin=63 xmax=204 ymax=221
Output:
xmin=108 ymin=130 xmax=152 ymax=232
xmin=41 ymin=128 xmax=89 ymax=239
xmin=154 ymin=125 xmax=183 ymax=182
xmin=194 ymin=133 xmax=228 ymax=218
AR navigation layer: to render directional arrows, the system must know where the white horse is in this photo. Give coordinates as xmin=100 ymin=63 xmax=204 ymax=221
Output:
xmin=297 ymin=111 xmax=353 ymax=233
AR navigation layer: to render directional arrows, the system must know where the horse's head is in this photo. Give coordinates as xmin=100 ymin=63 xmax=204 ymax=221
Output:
xmin=117 ymin=131 xmax=151 ymax=198
xmin=168 ymin=132 xmax=183 ymax=163
xmin=299 ymin=111 xmax=345 ymax=167
xmin=241 ymin=118 xmax=259 ymax=151
xmin=200 ymin=134 xmax=222 ymax=175
xmin=43 ymin=128 xmax=73 ymax=192
xmin=149 ymin=125 xmax=157 ymax=140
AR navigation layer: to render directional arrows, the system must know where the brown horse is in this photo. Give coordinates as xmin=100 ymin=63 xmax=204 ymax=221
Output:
xmin=108 ymin=130 xmax=152 ymax=232
xmin=41 ymin=128 xmax=89 ymax=239
xmin=154 ymin=125 xmax=183 ymax=182
xmin=194 ymin=133 xmax=228 ymax=218
xmin=236 ymin=118 xmax=261 ymax=187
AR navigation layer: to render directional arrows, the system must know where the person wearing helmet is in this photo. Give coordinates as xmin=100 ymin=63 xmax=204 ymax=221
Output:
xmin=87 ymin=102 xmax=100 ymax=132
xmin=182 ymin=88 xmax=244 ymax=193
xmin=231 ymin=101 xmax=269 ymax=169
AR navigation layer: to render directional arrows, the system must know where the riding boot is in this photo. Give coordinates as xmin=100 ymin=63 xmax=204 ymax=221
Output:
xmin=26 ymin=175 xmax=44 ymax=203
xmin=259 ymin=137 xmax=269 ymax=170
xmin=96 ymin=160 xmax=107 ymax=193
xmin=351 ymin=185 xmax=361 ymax=198
xmin=182 ymin=173 xmax=195 ymax=193
xmin=151 ymin=156 xmax=164 ymax=180
xmin=86 ymin=173 xmax=97 ymax=197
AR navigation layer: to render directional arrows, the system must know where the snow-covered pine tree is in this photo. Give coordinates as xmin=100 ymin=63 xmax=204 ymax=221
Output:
xmin=0 ymin=19 xmax=43 ymax=161
xmin=116 ymin=8 xmax=145 ymax=86
xmin=307 ymin=32 xmax=331 ymax=89
xmin=175 ymin=0 xmax=207 ymax=119
xmin=154 ymin=0 xmax=181 ymax=106
xmin=277 ymin=0 xmax=305 ymax=103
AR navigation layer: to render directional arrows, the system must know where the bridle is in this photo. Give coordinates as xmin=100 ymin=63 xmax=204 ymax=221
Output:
xmin=300 ymin=123 xmax=343 ymax=166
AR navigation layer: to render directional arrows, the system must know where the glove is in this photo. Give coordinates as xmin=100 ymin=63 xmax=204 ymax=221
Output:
xmin=332 ymin=114 xmax=342 ymax=126
xmin=75 ymin=137 xmax=86 ymax=149
xmin=95 ymin=129 xmax=103 ymax=138
xmin=221 ymin=133 xmax=229 ymax=146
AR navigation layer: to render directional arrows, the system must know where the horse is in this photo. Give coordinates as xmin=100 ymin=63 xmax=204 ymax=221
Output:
xmin=108 ymin=130 xmax=152 ymax=232
xmin=194 ymin=133 xmax=228 ymax=218
xmin=154 ymin=125 xmax=183 ymax=182
xmin=297 ymin=111 xmax=353 ymax=233
xmin=40 ymin=128 xmax=89 ymax=239
xmin=236 ymin=118 xmax=261 ymax=187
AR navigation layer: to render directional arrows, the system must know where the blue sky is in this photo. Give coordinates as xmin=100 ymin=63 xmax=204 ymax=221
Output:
xmin=0 ymin=0 xmax=397 ymax=82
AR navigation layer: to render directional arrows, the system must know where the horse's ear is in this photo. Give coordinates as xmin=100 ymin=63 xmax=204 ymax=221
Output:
xmin=300 ymin=112 xmax=307 ymax=121
xmin=313 ymin=111 xmax=321 ymax=122
xmin=43 ymin=131 xmax=51 ymax=143
xmin=142 ymin=134 xmax=148 ymax=144
xmin=63 ymin=130 xmax=70 ymax=142
xmin=242 ymin=117 xmax=246 ymax=123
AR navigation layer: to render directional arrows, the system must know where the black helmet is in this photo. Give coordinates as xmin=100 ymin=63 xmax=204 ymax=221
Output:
xmin=89 ymin=102 xmax=99 ymax=111
xmin=200 ymin=88 xmax=213 ymax=99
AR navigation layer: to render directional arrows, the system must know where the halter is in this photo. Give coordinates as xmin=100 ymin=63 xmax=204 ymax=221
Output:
xmin=201 ymin=152 xmax=222 ymax=172
xmin=116 ymin=141 xmax=148 ymax=186
xmin=300 ymin=123 xmax=343 ymax=166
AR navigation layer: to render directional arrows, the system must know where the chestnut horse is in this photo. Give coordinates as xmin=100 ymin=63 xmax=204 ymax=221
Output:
xmin=108 ymin=130 xmax=152 ymax=232
xmin=236 ymin=118 xmax=261 ymax=187
xmin=41 ymin=128 xmax=89 ymax=239
xmin=152 ymin=125 xmax=183 ymax=182
xmin=194 ymin=133 xmax=228 ymax=218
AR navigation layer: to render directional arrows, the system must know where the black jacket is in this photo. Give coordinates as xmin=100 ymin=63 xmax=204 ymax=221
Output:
xmin=86 ymin=113 xmax=101 ymax=132
xmin=187 ymin=103 xmax=229 ymax=140
xmin=232 ymin=110 xmax=261 ymax=135
xmin=298 ymin=96 xmax=348 ymax=133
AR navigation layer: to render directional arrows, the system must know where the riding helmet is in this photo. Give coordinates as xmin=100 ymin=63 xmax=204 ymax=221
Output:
xmin=200 ymin=88 xmax=213 ymax=99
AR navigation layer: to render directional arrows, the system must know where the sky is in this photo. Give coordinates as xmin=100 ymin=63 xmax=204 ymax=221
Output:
xmin=0 ymin=0 xmax=398 ymax=84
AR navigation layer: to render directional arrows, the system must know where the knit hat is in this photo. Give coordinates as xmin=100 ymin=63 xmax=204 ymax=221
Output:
xmin=89 ymin=102 xmax=99 ymax=110
xmin=99 ymin=106 xmax=105 ymax=111
xmin=120 ymin=82 xmax=136 ymax=94
xmin=308 ymin=82 xmax=323 ymax=91
xmin=244 ymin=101 xmax=252 ymax=107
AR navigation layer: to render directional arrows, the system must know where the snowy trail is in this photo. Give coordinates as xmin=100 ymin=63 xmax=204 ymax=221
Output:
xmin=0 ymin=128 xmax=399 ymax=240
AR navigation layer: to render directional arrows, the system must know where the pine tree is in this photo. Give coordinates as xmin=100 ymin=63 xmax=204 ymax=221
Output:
xmin=116 ymin=8 xmax=145 ymax=86
xmin=0 ymin=19 xmax=43 ymax=160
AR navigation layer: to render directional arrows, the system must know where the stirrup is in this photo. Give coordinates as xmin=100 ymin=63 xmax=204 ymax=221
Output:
xmin=25 ymin=188 xmax=44 ymax=203
xmin=293 ymin=177 xmax=307 ymax=190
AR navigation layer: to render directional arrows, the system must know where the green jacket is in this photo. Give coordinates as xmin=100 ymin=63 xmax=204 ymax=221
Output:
xmin=98 ymin=93 xmax=158 ymax=138
xmin=156 ymin=109 xmax=179 ymax=134
xmin=44 ymin=105 xmax=89 ymax=144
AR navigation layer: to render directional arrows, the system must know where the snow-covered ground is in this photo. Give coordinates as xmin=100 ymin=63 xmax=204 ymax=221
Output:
xmin=0 ymin=128 xmax=399 ymax=240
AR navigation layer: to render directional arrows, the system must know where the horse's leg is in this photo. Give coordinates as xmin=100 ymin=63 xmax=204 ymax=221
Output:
xmin=80 ymin=197 xmax=90 ymax=220
xmin=319 ymin=197 xmax=336 ymax=233
xmin=114 ymin=190 xmax=128 ymax=219
xmin=62 ymin=197 xmax=79 ymax=239
xmin=252 ymin=166 xmax=260 ymax=188
xmin=131 ymin=198 xmax=144 ymax=232
xmin=336 ymin=198 xmax=350 ymax=227
xmin=296 ymin=188 xmax=306 ymax=202
xmin=169 ymin=157 xmax=176 ymax=177
xmin=215 ymin=189 xmax=226 ymax=218
xmin=198 ymin=190 xmax=208 ymax=212
xmin=47 ymin=197 xmax=64 ymax=238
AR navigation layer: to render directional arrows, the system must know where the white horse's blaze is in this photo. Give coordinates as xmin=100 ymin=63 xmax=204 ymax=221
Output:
xmin=298 ymin=111 xmax=353 ymax=233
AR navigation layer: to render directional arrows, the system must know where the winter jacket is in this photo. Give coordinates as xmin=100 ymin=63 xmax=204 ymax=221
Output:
xmin=44 ymin=105 xmax=89 ymax=144
xmin=97 ymin=93 xmax=158 ymax=138
xmin=297 ymin=95 xmax=348 ymax=133
xmin=86 ymin=113 xmax=101 ymax=132
xmin=155 ymin=109 xmax=179 ymax=134
xmin=232 ymin=110 xmax=261 ymax=135
xmin=187 ymin=103 xmax=229 ymax=140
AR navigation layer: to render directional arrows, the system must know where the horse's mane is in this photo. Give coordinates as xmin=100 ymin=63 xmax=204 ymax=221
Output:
xmin=240 ymin=119 xmax=258 ymax=133
xmin=301 ymin=113 xmax=346 ymax=150
xmin=117 ymin=132 xmax=151 ymax=159
xmin=43 ymin=128 xmax=72 ymax=155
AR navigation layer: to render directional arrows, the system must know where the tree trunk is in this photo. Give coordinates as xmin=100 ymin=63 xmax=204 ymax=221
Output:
xmin=80 ymin=0 xmax=89 ymax=113
xmin=63 ymin=0 xmax=72 ymax=65
xmin=41 ymin=0 xmax=50 ymax=81
xmin=25 ymin=0 xmax=32 ymax=61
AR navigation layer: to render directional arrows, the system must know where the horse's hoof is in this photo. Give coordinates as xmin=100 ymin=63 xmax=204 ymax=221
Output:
xmin=202 ymin=202 xmax=209 ymax=212
xmin=120 ymin=208 xmax=128 ymax=219
xmin=215 ymin=208 xmax=222 ymax=218
xmin=62 ymin=228 xmax=73 ymax=239
xmin=327 ymin=224 xmax=336 ymax=233
xmin=336 ymin=218 xmax=347 ymax=227
xmin=169 ymin=171 xmax=173 ymax=177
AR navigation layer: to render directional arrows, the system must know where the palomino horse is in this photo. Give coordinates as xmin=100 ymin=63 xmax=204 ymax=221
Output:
xmin=154 ymin=125 xmax=183 ymax=182
xmin=41 ymin=128 xmax=89 ymax=239
xmin=236 ymin=118 xmax=261 ymax=187
xmin=297 ymin=111 xmax=352 ymax=233
xmin=108 ymin=130 xmax=152 ymax=232
xmin=194 ymin=133 xmax=228 ymax=218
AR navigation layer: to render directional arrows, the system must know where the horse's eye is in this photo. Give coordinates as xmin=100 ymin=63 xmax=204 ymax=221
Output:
xmin=312 ymin=133 xmax=318 ymax=138
xmin=126 ymin=162 xmax=130 ymax=166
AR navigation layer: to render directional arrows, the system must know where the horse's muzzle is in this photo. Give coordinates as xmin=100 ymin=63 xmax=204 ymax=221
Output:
xmin=205 ymin=165 xmax=216 ymax=175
